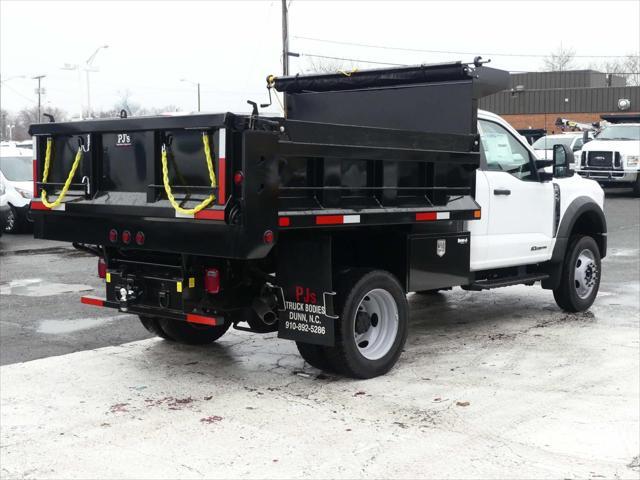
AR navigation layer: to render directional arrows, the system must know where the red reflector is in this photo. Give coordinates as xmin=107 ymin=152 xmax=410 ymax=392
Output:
xmin=135 ymin=231 xmax=145 ymax=246
xmin=416 ymin=212 xmax=437 ymax=221
xmin=109 ymin=229 xmax=118 ymax=243
xmin=98 ymin=258 xmax=107 ymax=279
xmin=233 ymin=171 xmax=244 ymax=185
xmin=32 ymin=159 xmax=38 ymax=198
xmin=122 ymin=230 xmax=131 ymax=244
xmin=186 ymin=313 xmax=217 ymax=326
xmin=194 ymin=209 xmax=225 ymax=220
xmin=263 ymin=230 xmax=274 ymax=244
xmin=278 ymin=217 xmax=290 ymax=227
xmin=81 ymin=296 xmax=104 ymax=307
xmin=30 ymin=201 xmax=48 ymax=211
xmin=316 ymin=215 xmax=343 ymax=225
xmin=204 ymin=268 xmax=220 ymax=294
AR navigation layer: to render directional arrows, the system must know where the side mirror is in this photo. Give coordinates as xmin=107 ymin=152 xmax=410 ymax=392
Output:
xmin=582 ymin=130 xmax=591 ymax=144
xmin=552 ymin=144 xmax=574 ymax=178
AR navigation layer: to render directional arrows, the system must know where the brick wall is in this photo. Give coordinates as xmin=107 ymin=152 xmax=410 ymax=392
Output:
xmin=501 ymin=111 xmax=640 ymax=134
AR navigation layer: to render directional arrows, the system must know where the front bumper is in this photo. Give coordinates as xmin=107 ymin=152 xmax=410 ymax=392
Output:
xmin=576 ymin=169 xmax=639 ymax=183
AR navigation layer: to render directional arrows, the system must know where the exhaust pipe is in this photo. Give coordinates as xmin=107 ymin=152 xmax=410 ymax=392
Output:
xmin=252 ymin=295 xmax=278 ymax=326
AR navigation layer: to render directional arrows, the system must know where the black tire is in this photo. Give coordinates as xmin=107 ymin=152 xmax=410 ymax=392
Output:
xmin=553 ymin=235 xmax=601 ymax=312
xmin=139 ymin=316 xmax=174 ymax=341
xmin=4 ymin=205 xmax=20 ymax=233
xmin=324 ymin=269 xmax=408 ymax=379
xmin=632 ymin=176 xmax=640 ymax=197
xmin=296 ymin=342 xmax=336 ymax=372
xmin=414 ymin=289 xmax=441 ymax=295
xmin=158 ymin=317 xmax=231 ymax=345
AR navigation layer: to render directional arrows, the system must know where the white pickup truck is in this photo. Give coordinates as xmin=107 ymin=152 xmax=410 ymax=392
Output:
xmin=575 ymin=120 xmax=640 ymax=196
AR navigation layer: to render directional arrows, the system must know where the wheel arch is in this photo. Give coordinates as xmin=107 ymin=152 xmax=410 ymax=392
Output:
xmin=552 ymin=196 xmax=607 ymax=262
xmin=541 ymin=197 xmax=606 ymax=290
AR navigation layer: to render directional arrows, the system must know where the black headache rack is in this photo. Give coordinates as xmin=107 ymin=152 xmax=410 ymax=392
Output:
xmin=29 ymin=61 xmax=509 ymax=260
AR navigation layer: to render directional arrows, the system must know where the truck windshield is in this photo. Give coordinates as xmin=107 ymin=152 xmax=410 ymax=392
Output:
xmin=595 ymin=125 xmax=640 ymax=140
xmin=0 ymin=156 xmax=33 ymax=181
xmin=531 ymin=136 xmax=574 ymax=150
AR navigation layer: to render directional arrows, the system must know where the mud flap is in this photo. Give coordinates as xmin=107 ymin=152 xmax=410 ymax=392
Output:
xmin=276 ymin=234 xmax=337 ymax=346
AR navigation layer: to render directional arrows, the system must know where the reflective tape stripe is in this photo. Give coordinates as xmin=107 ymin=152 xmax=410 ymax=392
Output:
xmin=81 ymin=296 xmax=104 ymax=307
xmin=416 ymin=212 xmax=437 ymax=221
xmin=343 ymin=215 xmax=361 ymax=224
xmin=436 ymin=212 xmax=450 ymax=220
xmin=186 ymin=313 xmax=217 ymax=326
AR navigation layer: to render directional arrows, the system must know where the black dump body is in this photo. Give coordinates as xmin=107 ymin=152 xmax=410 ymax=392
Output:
xmin=29 ymin=61 xmax=509 ymax=260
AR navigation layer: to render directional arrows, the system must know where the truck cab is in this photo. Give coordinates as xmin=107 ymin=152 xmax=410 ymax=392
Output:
xmin=575 ymin=117 xmax=640 ymax=195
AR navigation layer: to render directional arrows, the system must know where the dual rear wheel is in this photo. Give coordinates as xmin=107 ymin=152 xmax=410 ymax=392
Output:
xmin=297 ymin=270 xmax=409 ymax=379
xmin=139 ymin=316 xmax=230 ymax=345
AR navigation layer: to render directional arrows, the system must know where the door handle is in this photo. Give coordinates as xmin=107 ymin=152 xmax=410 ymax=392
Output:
xmin=493 ymin=189 xmax=511 ymax=196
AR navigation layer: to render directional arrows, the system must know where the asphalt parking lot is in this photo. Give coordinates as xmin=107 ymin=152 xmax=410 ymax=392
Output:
xmin=1 ymin=191 xmax=639 ymax=479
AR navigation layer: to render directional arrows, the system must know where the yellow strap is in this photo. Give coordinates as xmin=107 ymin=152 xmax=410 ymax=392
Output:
xmin=40 ymin=137 xmax=84 ymax=209
xmin=161 ymin=132 xmax=217 ymax=215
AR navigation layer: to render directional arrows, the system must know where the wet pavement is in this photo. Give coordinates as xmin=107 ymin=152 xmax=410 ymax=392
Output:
xmin=0 ymin=191 xmax=638 ymax=479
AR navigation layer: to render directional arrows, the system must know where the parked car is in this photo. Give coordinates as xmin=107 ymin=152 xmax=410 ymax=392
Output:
xmin=0 ymin=177 xmax=9 ymax=237
xmin=0 ymin=144 xmax=34 ymax=233
xmin=532 ymin=132 xmax=593 ymax=165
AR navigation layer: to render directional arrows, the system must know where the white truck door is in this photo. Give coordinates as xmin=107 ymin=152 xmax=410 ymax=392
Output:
xmin=472 ymin=119 xmax=555 ymax=270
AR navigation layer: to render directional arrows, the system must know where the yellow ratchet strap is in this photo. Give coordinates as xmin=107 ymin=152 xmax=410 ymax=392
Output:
xmin=161 ymin=132 xmax=217 ymax=215
xmin=40 ymin=137 xmax=84 ymax=209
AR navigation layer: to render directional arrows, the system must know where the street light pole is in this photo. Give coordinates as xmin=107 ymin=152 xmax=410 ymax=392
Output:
xmin=84 ymin=45 xmax=108 ymax=117
xmin=180 ymin=79 xmax=201 ymax=112
xmin=33 ymin=75 xmax=46 ymax=123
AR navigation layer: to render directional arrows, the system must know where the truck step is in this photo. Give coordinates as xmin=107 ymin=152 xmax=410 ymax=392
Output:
xmin=468 ymin=273 xmax=549 ymax=291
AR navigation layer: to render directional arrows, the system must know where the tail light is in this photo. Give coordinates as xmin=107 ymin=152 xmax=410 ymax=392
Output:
xmin=98 ymin=258 xmax=107 ymax=279
xmin=122 ymin=230 xmax=131 ymax=244
xmin=233 ymin=171 xmax=244 ymax=185
xmin=263 ymin=230 xmax=274 ymax=244
xmin=109 ymin=229 xmax=118 ymax=243
xmin=204 ymin=268 xmax=220 ymax=294
xmin=32 ymin=136 xmax=37 ymax=198
xmin=135 ymin=231 xmax=145 ymax=246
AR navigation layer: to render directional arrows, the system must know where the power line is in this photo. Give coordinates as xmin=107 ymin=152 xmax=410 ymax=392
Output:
xmin=295 ymin=35 xmax=635 ymax=59
xmin=0 ymin=82 xmax=36 ymax=104
xmin=298 ymin=52 xmax=406 ymax=67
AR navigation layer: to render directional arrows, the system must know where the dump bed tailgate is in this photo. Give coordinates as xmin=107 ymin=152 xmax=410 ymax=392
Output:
xmin=29 ymin=113 xmax=279 ymax=259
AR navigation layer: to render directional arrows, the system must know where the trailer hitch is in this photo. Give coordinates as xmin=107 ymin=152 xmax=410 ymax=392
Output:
xmin=118 ymin=284 xmax=143 ymax=312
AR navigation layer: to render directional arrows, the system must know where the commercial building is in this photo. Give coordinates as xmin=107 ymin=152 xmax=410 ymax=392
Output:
xmin=479 ymin=70 xmax=640 ymax=133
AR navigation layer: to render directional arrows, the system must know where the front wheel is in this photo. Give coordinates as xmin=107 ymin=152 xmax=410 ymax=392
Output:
xmin=325 ymin=270 xmax=408 ymax=379
xmin=553 ymin=235 xmax=601 ymax=312
xmin=4 ymin=206 xmax=19 ymax=233
xmin=632 ymin=175 xmax=640 ymax=197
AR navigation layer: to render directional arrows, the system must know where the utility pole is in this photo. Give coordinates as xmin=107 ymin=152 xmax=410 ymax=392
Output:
xmin=282 ymin=0 xmax=289 ymax=76
xmin=33 ymin=75 xmax=46 ymax=123
xmin=197 ymin=82 xmax=201 ymax=112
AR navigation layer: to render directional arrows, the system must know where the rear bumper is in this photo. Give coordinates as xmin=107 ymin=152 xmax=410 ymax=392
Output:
xmin=80 ymin=295 xmax=224 ymax=326
xmin=32 ymin=210 xmax=274 ymax=259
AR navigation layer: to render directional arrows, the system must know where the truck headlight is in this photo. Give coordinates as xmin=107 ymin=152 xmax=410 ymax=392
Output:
xmin=15 ymin=188 xmax=33 ymax=199
xmin=625 ymin=155 xmax=639 ymax=167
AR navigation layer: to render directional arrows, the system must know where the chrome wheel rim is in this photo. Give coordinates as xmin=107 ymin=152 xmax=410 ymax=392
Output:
xmin=353 ymin=289 xmax=398 ymax=360
xmin=574 ymin=248 xmax=597 ymax=299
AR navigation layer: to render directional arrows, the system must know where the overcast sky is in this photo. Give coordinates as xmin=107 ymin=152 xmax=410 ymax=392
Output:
xmin=1 ymin=0 xmax=639 ymax=118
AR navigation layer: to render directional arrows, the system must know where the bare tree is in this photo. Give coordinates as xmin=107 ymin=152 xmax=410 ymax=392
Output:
xmin=304 ymin=57 xmax=358 ymax=74
xmin=542 ymin=44 xmax=577 ymax=71
xmin=588 ymin=52 xmax=640 ymax=86
xmin=2 ymin=105 xmax=67 ymax=141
